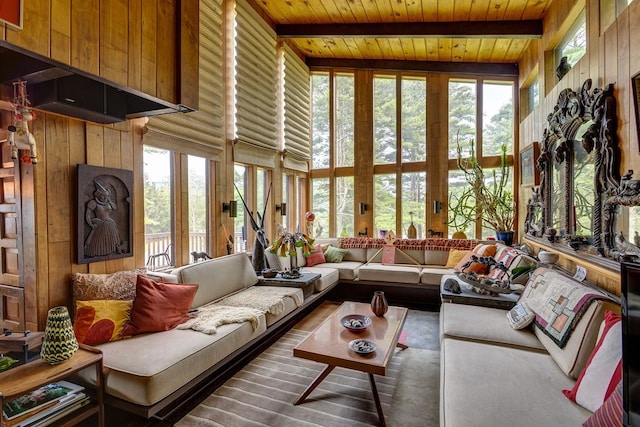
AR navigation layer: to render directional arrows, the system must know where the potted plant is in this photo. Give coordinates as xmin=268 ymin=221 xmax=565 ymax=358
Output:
xmin=451 ymin=137 xmax=516 ymax=245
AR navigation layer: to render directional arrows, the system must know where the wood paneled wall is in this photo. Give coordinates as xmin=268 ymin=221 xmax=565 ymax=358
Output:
xmin=0 ymin=0 xmax=198 ymax=329
xmin=518 ymin=0 xmax=640 ymax=293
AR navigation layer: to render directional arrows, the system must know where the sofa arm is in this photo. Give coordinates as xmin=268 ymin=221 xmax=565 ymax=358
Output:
xmin=146 ymin=271 xmax=179 ymax=283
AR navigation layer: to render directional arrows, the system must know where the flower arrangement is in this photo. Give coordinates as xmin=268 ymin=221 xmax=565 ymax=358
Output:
xmin=269 ymin=231 xmax=315 ymax=258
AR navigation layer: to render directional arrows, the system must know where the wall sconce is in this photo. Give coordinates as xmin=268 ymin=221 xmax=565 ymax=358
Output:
xmin=359 ymin=202 xmax=368 ymax=215
xmin=275 ymin=202 xmax=287 ymax=216
xmin=222 ymin=200 xmax=237 ymax=217
xmin=433 ymin=200 xmax=442 ymax=214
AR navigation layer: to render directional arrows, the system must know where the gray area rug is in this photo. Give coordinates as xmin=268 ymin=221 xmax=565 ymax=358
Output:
xmin=176 ymin=329 xmax=439 ymax=427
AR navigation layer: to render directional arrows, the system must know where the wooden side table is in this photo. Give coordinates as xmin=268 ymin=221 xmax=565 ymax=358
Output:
xmin=0 ymin=345 xmax=104 ymax=427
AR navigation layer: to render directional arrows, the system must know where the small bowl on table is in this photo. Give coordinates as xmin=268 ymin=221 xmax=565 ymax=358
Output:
xmin=340 ymin=314 xmax=372 ymax=332
xmin=261 ymin=269 xmax=278 ymax=278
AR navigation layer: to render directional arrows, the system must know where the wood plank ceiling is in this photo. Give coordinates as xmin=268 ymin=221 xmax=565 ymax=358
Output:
xmin=253 ymin=0 xmax=550 ymax=66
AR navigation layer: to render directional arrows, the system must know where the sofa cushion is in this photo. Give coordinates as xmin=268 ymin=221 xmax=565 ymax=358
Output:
xmin=320 ymin=261 xmax=362 ymax=280
xmin=304 ymin=244 xmax=326 ymax=266
xmin=420 ymin=267 xmax=455 ymax=286
xmin=454 ymin=251 xmax=489 ymax=274
xmin=563 ymin=310 xmax=622 ymax=412
xmin=358 ymin=263 xmax=421 ymax=284
xmin=324 ymin=246 xmax=348 ymax=263
xmin=440 ymin=338 xmax=592 ymax=427
xmin=440 ymin=302 xmax=546 ymax=351
xmin=121 ymin=276 xmax=198 ymax=335
xmin=72 ymin=269 xmax=146 ymax=304
xmin=171 ymin=253 xmax=258 ymax=308
xmin=74 ymin=300 xmax=133 ymax=345
xmin=77 ymin=316 xmax=267 ymax=406
xmin=301 ymin=266 xmax=339 ymax=292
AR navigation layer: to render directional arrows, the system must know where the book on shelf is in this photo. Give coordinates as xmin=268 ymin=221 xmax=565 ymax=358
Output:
xmin=13 ymin=394 xmax=90 ymax=427
xmin=2 ymin=380 xmax=85 ymax=425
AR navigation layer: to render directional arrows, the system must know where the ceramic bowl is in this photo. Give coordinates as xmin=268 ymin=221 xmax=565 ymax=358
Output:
xmin=538 ymin=251 xmax=559 ymax=264
xmin=340 ymin=314 xmax=372 ymax=332
xmin=261 ymin=269 xmax=278 ymax=278
xmin=348 ymin=339 xmax=376 ymax=354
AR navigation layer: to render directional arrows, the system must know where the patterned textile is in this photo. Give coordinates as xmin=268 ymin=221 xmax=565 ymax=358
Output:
xmin=176 ymin=305 xmax=263 ymax=334
xmin=489 ymin=248 xmax=520 ymax=280
xmin=582 ymin=381 xmax=623 ymax=427
xmin=520 ymin=268 xmax=612 ymax=348
xmin=338 ymin=237 xmax=478 ymax=251
xmin=72 ymin=268 xmax=146 ymax=303
xmin=218 ymin=286 xmax=303 ymax=316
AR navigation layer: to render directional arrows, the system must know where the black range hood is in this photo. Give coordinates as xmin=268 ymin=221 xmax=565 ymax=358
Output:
xmin=0 ymin=41 xmax=191 ymax=124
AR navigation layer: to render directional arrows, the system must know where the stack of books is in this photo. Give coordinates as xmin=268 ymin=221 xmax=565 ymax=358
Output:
xmin=2 ymin=381 xmax=89 ymax=427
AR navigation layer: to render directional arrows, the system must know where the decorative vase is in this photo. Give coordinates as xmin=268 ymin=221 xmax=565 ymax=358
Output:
xmin=496 ymin=230 xmax=514 ymax=246
xmin=40 ymin=306 xmax=79 ymax=365
xmin=407 ymin=221 xmax=417 ymax=239
xmin=371 ymin=291 xmax=388 ymax=317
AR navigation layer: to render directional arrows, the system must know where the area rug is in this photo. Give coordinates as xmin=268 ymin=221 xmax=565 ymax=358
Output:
xmin=176 ymin=329 xmax=439 ymax=427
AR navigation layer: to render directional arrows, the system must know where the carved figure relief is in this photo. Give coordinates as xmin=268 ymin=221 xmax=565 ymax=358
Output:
xmin=77 ymin=165 xmax=133 ymax=264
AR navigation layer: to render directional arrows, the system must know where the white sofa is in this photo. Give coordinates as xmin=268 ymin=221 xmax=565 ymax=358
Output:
xmin=439 ymin=267 xmax=621 ymax=426
xmin=75 ymin=253 xmax=336 ymax=419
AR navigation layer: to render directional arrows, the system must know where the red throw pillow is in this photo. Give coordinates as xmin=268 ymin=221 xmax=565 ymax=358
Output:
xmin=563 ymin=310 xmax=622 ymax=412
xmin=454 ymin=251 xmax=489 ymax=275
xmin=121 ymin=275 xmax=198 ymax=336
xmin=305 ymin=244 xmax=326 ymax=267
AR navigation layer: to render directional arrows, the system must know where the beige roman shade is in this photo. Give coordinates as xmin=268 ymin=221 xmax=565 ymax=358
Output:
xmin=233 ymin=0 xmax=278 ymax=166
xmin=143 ymin=0 xmax=224 ymax=160
xmin=282 ymin=44 xmax=311 ymax=172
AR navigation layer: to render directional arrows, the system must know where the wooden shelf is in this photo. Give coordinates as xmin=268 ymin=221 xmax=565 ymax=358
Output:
xmin=0 ymin=345 xmax=104 ymax=427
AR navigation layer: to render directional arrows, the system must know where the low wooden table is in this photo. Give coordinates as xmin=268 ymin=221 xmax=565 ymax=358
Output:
xmin=293 ymin=301 xmax=408 ymax=426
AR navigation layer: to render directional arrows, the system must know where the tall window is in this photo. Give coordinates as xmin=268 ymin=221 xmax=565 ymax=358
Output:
xmin=401 ymin=78 xmax=427 ymax=163
xmin=311 ymin=178 xmax=329 ymax=237
xmin=312 ymin=73 xmax=330 ymax=170
xmin=374 ymin=75 xmax=397 ymax=165
xmin=143 ymin=146 xmax=173 ymax=267
xmin=374 ymin=174 xmax=396 ymax=236
xmin=557 ymin=9 xmax=586 ymax=68
xmin=234 ymin=164 xmax=247 ymax=253
xmin=482 ymin=82 xmax=514 ymax=156
xmin=448 ymin=80 xmax=476 ymax=158
xmin=528 ymin=79 xmax=539 ymax=113
xmin=187 ymin=156 xmax=208 ymax=259
xmin=336 ymin=176 xmax=354 ymax=236
xmin=335 ymin=74 xmax=355 ymax=167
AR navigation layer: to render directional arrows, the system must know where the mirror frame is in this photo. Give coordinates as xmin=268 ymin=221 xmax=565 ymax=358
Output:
xmin=529 ymin=79 xmax=640 ymax=263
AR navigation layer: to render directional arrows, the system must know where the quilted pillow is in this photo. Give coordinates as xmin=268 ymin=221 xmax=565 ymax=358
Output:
xmin=72 ymin=269 xmax=146 ymax=303
xmin=74 ymin=300 xmax=133 ymax=345
xmin=563 ymin=310 xmax=622 ymax=412
xmin=305 ymin=244 xmax=326 ymax=267
xmin=472 ymin=243 xmax=497 ymax=257
xmin=324 ymin=246 xmax=348 ymax=263
xmin=489 ymin=248 xmax=519 ymax=280
xmin=506 ymin=302 xmax=535 ymax=330
xmin=583 ymin=381 xmax=622 ymax=427
xmin=121 ymin=275 xmax=198 ymax=336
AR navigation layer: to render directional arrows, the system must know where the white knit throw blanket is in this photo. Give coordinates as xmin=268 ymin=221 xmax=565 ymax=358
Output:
xmin=176 ymin=305 xmax=263 ymax=334
xmin=219 ymin=286 xmax=304 ymax=316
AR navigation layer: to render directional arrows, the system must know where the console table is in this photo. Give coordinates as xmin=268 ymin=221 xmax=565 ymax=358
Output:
xmin=257 ymin=272 xmax=321 ymax=298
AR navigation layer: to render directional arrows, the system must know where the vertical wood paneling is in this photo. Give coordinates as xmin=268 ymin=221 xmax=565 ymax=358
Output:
xmin=156 ymin=0 xmax=178 ymax=103
xmin=50 ymin=0 xmax=71 ymax=64
xmin=141 ymin=0 xmax=158 ymax=96
xmin=45 ymin=115 xmax=71 ymax=243
xmin=128 ymin=0 xmax=143 ymax=91
xmin=180 ymin=0 xmax=200 ymax=109
xmin=71 ymin=0 xmax=100 ymax=74
xmin=100 ymin=0 xmax=129 ymax=85
xmin=5 ymin=0 xmax=50 ymax=56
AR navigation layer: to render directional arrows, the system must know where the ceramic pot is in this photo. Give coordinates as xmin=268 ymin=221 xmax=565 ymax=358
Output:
xmin=538 ymin=250 xmax=559 ymax=264
xmin=40 ymin=306 xmax=79 ymax=364
xmin=496 ymin=230 xmax=514 ymax=246
xmin=371 ymin=291 xmax=388 ymax=317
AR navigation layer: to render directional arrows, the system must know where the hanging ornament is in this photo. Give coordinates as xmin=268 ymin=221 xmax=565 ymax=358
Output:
xmin=7 ymin=80 xmax=38 ymax=164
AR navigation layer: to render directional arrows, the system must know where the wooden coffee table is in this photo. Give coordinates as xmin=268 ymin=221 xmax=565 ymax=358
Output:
xmin=293 ymin=301 xmax=408 ymax=426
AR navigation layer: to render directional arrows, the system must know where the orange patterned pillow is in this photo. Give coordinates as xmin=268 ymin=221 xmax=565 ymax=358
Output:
xmin=472 ymin=244 xmax=497 ymax=257
xmin=454 ymin=252 xmax=489 ymax=274
xmin=74 ymin=300 xmax=133 ymax=345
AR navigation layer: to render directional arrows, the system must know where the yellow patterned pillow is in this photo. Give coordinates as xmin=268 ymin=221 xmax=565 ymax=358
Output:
xmin=74 ymin=300 xmax=133 ymax=345
xmin=445 ymin=250 xmax=469 ymax=268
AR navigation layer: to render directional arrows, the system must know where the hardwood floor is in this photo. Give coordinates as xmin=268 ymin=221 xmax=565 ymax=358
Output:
xmin=80 ymin=299 xmax=438 ymax=426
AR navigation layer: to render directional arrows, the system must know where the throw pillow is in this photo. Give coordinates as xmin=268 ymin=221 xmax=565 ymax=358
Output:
xmin=74 ymin=300 xmax=133 ymax=345
xmin=121 ymin=275 xmax=198 ymax=336
xmin=324 ymin=246 xmax=348 ymax=263
xmin=454 ymin=252 xmax=489 ymax=275
xmin=489 ymin=249 xmax=519 ymax=280
xmin=506 ymin=302 xmax=535 ymax=330
xmin=583 ymin=381 xmax=622 ymax=427
xmin=305 ymin=244 xmax=326 ymax=267
xmin=563 ymin=310 xmax=622 ymax=412
xmin=445 ymin=250 xmax=469 ymax=268
xmin=472 ymin=243 xmax=497 ymax=257
xmin=72 ymin=269 xmax=146 ymax=303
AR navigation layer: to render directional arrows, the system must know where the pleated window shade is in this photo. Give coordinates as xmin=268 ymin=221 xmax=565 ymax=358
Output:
xmin=282 ymin=44 xmax=311 ymax=171
xmin=234 ymin=0 xmax=279 ymax=153
xmin=144 ymin=0 xmax=224 ymax=160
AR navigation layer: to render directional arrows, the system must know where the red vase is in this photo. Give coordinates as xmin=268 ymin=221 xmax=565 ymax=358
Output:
xmin=371 ymin=291 xmax=388 ymax=317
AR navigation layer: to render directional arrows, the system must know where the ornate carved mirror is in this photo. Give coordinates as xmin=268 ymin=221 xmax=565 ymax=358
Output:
xmin=529 ymin=79 xmax=640 ymax=263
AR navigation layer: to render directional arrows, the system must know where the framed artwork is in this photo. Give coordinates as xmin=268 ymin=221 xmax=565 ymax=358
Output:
xmin=633 ymin=72 xmax=640 ymax=153
xmin=76 ymin=165 xmax=133 ymax=264
xmin=0 ymin=0 xmax=22 ymax=29
xmin=520 ymin=142 xmax=540 ymax=187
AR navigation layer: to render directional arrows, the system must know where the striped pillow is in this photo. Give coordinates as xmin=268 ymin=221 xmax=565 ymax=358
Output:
xmin=582 ymin=381 xmax=622 ymax=427
xmin=563 ymin=310 xmax=622 ymax=412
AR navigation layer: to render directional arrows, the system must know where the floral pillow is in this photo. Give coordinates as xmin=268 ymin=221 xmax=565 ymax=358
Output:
xmin=74 ymin=300 xmax=133 ymax=345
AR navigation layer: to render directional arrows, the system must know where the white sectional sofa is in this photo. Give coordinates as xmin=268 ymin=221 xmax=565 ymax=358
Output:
xmin=74 ymin=253 xmax=336 ymax=419
xmin=439 ymin=267 xmax=621 ymax=426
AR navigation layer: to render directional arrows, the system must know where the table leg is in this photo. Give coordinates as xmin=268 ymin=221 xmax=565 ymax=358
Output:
xmin=294 ymin=365 xmax=335 ymax=405
xmin=368 ymin=373 xmax=386 ymax=427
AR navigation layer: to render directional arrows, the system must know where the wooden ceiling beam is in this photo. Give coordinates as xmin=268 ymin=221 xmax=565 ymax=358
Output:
xmin=276 ymin=20 xmax=542 ymax=39
xmin=306 ymin=58 xmax=519 ymax=77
